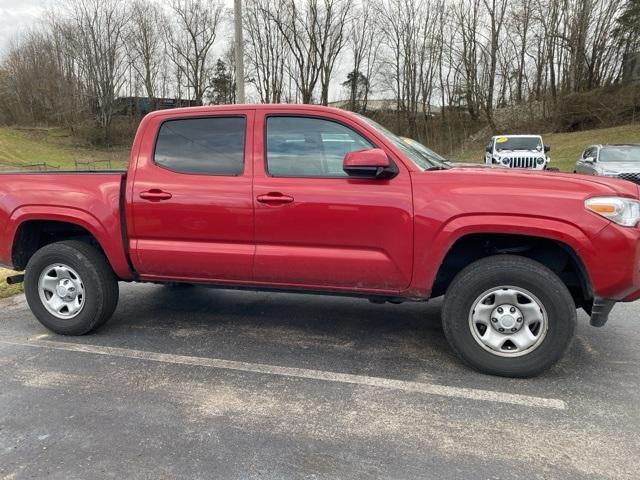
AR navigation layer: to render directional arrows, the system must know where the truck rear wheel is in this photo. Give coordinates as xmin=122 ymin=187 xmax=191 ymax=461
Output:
xmin=24 ymin=240 xmax=119 ymax=335
xmin=442 ymin=255 xmax=576 ymax=377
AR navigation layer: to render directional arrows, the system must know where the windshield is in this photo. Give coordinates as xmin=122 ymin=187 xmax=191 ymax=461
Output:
xmin=400 ymin=137 xmax=451 ymax=165
xmin=494 ymin=136 xmax=542 ymax=152
xmin=357 ymin=114 xmax=449 ymax=170
xmin=599 ymin=146 xmax=640 ymax=162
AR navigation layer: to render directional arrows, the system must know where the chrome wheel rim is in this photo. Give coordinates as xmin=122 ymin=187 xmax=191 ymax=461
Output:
xmin=38 ymin=264 xmax=85 ymax=319
xmin=469 ymin=286 xmax=548 ymax=357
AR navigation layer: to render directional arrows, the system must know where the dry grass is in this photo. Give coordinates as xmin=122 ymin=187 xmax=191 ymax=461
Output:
xmin=0 ymin=268 xmax=22 ymax=299
xmin=0 ymin=127 xmax=129 ymax=171
xmin=0 ymin=126 xmax=128 ymax=299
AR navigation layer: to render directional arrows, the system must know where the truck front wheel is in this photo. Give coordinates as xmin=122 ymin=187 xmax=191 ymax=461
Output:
xmin=24 ymin=240 xmax=119 ymax=335
xmin=442 ymin=255 xmax=576 ymax=377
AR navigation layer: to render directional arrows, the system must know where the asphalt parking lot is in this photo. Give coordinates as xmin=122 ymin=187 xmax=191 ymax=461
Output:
xmin=0 ymin=283 xmax=638 ymax=480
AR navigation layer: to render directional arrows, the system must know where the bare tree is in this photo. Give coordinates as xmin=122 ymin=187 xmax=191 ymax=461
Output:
xmin=345 ymin=0 xmax=380 ymax=111
xmin=614 ymin=0 xmax=640 ymax=76
xmin=267 ymin=0 xmax=352 ymax=105
xmin=269 ymin=0 xmax=322 ymax=103
xmin=418 ymin=3 xmax=441 ymax=131
xmin=0 ymin=16 xmax=86 ymax=129
xmin=65 ymin=0 xmax=130 ymax=144
xmin=244 ymin=0 xmax=288 ymax=103
xmin=507 ymin=0 xmax=534 ymax=103
xmin=454 ymin=0 xmax=482 ymax=120
xmin=167 ymin=0 xmax=224 ymax=105
xmin=1 ymin=32 xmax=56 ymax=125
xmin=317 ymin=0 xmax=353 ymax=105
xmin=479 ymin=0 xmax=508 ymax=131
xmin=127 ymin=0 xmax=166 ymax=101
xmin=585 ymin=0 xmax=625 ymax=88
xmin=378 ymin=0 xmax=427 ymax=133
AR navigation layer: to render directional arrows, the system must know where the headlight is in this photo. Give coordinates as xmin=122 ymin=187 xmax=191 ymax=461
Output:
xmin=501 ymin=158 xmax=510 ymax=165
xmin=585 ymin=197 xmax=640 ymax=227
xmin=536 ymin=157 xmax=545 ymax=165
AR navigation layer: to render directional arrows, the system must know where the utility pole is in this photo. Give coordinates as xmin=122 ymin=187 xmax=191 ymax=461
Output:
xmin=234 ymin=0 xmax=245 ymax=103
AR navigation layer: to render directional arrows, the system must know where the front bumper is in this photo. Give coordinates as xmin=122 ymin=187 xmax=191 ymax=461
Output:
xmin=586 ymin=223 xmax=640 ymax=302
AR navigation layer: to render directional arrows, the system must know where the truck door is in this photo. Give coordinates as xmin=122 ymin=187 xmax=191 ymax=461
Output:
xmin=129 ymin=111 xmax=255 ymax=282
xmin=252 ymin=111 xmax=413 ymax=293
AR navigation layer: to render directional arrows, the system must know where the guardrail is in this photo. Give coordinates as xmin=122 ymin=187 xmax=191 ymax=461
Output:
xmin=74 ymin=159 xmax=113 ymax=171
xmin=20 ymin=163 xmax=61 ymax=172
xmin=1 ymin=159 xmax=121 ymax=172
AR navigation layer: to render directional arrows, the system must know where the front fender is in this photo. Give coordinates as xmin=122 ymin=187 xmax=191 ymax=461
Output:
xmin=410 ymin=214 xmax=599 ymax=297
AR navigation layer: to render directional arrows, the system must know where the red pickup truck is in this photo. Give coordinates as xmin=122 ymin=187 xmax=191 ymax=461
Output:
xmin=2 ymin=105 xmax=639 ymax=377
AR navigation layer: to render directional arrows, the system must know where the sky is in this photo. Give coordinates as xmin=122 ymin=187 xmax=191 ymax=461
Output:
xmin=0 ymin=0 xmax=57 ymax=54
xmin=0 ymin=0 xmax=235 ymax=55
xmin=0 ymin=0 xmax=353 ymax=102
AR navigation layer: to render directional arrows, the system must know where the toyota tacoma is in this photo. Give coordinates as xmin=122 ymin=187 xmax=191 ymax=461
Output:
xmin=1 ymin=105 xmax=639 ymax=377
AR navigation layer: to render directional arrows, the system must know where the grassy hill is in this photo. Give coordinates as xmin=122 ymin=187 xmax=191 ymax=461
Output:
xmin=0 ymin=126 xmax=129 ymax=298
xmin=451 ymin=123 xmax=640 ymax=172
xmin=0 ymin=127 xmax=128 ymax=171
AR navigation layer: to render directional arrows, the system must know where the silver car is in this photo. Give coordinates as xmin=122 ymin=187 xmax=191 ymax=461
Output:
xmin=574 ymin=144 xmax=640 ymax=185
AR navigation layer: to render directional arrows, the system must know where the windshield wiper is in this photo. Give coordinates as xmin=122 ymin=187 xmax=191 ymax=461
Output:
xmin=425 ymin=165 xmax=448 ymax=171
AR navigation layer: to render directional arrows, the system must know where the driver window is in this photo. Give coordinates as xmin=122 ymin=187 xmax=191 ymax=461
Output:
xmin=266 ymin=116 xmax=372 ymax=177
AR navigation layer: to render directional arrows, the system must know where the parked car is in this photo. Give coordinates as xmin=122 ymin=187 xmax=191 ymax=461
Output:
xmin=1 ymin=104 xmax=640 ymax=378
xmin=574 ymin=144 xmax=640 ymax=185
xmin=485 ymin=135 xmax=551 ymax=169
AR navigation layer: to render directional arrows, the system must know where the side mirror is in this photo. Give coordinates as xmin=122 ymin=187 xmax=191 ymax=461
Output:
xmin=544 ymin=144 xmax=551 ymax=153
xmin=584 ymin=156 xmax=595 ymax=163
xmin=485 ymin=144 xmax=492 ymax=153
xmin=343 ymin=148 xmax=396 ymax=179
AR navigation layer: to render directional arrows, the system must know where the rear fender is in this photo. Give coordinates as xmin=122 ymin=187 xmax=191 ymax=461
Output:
xmin=3 ymin=206 xmax=132 ymax=280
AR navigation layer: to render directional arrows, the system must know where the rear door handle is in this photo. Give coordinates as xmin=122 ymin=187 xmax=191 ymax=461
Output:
xmin=256 ymin=192 xmax=294 ymax=205
xmin=140 ymin=189 xmax=172 ymax=201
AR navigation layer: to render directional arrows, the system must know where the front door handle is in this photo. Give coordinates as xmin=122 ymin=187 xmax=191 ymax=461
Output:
xmin=140 ymin=189 xmax=172 ymax=201
xmin=256 ymin=192 xmax=294 ymax=205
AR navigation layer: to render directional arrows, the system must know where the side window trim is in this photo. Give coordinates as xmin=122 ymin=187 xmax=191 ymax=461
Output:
xmin=263 ymin=114 xmax=378 ymax=179
xmin=152 ymin=115 xmax=247 ymax=176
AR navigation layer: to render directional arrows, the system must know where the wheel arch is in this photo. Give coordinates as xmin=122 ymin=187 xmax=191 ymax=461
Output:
xmin=419 ymin=216 xmax=595 ymax=307
xmin=7 ymin=207 xmax=132 ymax=279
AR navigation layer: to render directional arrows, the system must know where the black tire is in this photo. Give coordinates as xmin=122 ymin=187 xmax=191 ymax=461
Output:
xmin=24 ymin=240 xmax=119 ymax=335
xmin=442 ymin=255 xmax=576 ymax=378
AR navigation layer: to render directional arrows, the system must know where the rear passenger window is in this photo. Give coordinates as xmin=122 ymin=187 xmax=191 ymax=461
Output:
xmin=154 ymin=117 xmax=245 ymax=175
xmin=266 ymin=116 xmax=372 ymax=177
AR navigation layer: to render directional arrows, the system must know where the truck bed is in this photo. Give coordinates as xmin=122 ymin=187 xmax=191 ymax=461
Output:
xmin=0 ymin=172 xmax=132 ymax=279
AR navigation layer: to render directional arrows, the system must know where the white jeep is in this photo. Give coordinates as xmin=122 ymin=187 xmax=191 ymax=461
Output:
xmin=484 ymin=135 xmax=551 ymax=170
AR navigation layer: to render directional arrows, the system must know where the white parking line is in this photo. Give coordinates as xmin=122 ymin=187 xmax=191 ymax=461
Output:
xmin=0 ymin=336 xmax=567 ymax=410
